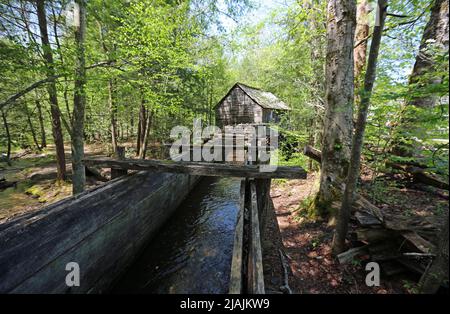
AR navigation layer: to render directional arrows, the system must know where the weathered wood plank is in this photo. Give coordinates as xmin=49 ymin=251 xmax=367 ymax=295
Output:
xmin=83 ymin=158 xmax=307 ymax=179
xmin=229 ymin=179 xmax=246 ymax=294
xmin=355 ymin=211 xmax=382 ymax=227
xmin=337 ymin=245 xmax=368 ymax=264
xmin=248 ymin=180 xmax=265 ymax=294
xmin=401 ymin=231 xmax=436 ymax=254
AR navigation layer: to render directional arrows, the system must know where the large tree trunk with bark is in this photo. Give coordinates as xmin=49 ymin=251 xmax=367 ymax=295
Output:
xmin=36 ymin=0 xmax=66 ymax=181
xmin=408 ymin=0 xmax=449 ymax=108
xmin=316 ymin=0 xmax=356 ymax=215
xmin=333 ymin=0 xmax=387 ymax=254
xmin=393 ymin=0 xmax=449 ymax=157
xmin=71 ymin=0 xmax=87 ymax=195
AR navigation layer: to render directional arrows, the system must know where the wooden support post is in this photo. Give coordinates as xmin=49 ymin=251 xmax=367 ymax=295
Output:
xmin=111 ymin=146 xmax=128 ymax=179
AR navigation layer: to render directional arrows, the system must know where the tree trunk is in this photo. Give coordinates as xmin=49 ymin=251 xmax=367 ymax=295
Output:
xmin=1 ymin=109 xmax=11 ymax=161
xmin=126 ymin=118 xmax=129 ymax=140
xmin=333 ymin=0 xmax=387 ymax=255
xmin=419 ymin=210 xmax=449 ymax=293
xmin=130 ymin=112 xmax=134 ymax=139
xmin=316 ymin=0 xmax=356 ymax=215
xmin=208 ymin=80 xmax=213 ymax=125
xmin=136 ymin=101 xmax=146 ymax=157
xmin=36 ymin=0 xmax=66 ymax=181
xmin=35 ymin=98 xmax=47 ymax=148
xmin=24 ymin=103 xmax=41 ymax=150
xmin=140 ymin=107 xmax=147 ymax=154
xmin=109 ymin=79 xmax=118 ymax=155
xmin=139 ymin=110 xmax=153 ymax=159
xmin=136 ymin=118 xmax=141 ymax=157
xmin=308 ymin=117 xmax=315 ymax=171
xmin=408 ymin=0 xmax=449 ymax=108
xmin=71 ymin=0 xmax=87 ymax=195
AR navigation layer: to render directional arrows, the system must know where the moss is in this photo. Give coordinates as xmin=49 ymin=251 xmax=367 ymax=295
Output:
xmin=306 ymin=187 xmax=342 ymax=219
xmin=25 ymin=184 xmax=48 ymax=203
xmin=25 ymin=180 xmax=72 ymax=204
xmin=312 ymin=194 xmax=333 ymax=217
xmin=293 ymin=194 xmax=323 ymax=222
xmin=25 ymin=185 xmax=45 ymax=197
xmin=333 ymin=139 xmax=343 ymax=151
xmin=272 ymin=178 xmax=288 ymax=187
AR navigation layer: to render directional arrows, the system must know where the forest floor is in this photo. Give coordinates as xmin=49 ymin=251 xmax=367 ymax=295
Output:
xmin=263 ymin=171 xmax=448 ymax=294
xmin=0 ymin=143 xmax=110 ymax=223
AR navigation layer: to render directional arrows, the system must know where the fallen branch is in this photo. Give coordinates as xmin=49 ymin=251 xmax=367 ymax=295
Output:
xmin=303 ymin=145 xmax=322 ymax=163
xmin=11 ymin=149 xmax=32 ymax=160
xmin=337 ymin=245 xmax=368 ymax=264
xmin=388 ymin=162 xmax=449 ymax=191
xmin=278 ymin=249 xmax=293 ymax=294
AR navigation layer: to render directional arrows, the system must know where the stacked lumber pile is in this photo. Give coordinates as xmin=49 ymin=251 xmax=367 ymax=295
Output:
xmin=338 ymin=205 xmax=441 ymax=277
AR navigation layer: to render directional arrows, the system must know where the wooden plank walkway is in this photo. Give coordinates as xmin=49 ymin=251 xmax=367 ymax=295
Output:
xmin=83 ymin=158 xmax=307 ymax=179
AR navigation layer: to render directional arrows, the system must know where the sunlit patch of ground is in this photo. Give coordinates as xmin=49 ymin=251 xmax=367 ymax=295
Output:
xmin=0 ymin=143 xmax=111 ymax=223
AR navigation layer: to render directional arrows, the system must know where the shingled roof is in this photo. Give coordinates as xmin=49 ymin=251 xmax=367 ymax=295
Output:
xmin=217 ymin=83 xmax=290 ymax=110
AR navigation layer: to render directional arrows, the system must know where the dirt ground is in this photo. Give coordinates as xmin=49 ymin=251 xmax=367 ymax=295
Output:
xmin=262 ymin=172 xmax=448 ymax=294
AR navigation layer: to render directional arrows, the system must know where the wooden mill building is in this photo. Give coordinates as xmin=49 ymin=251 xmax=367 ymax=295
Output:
xmin=215 ymin=83 xmax=290 ymax=127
